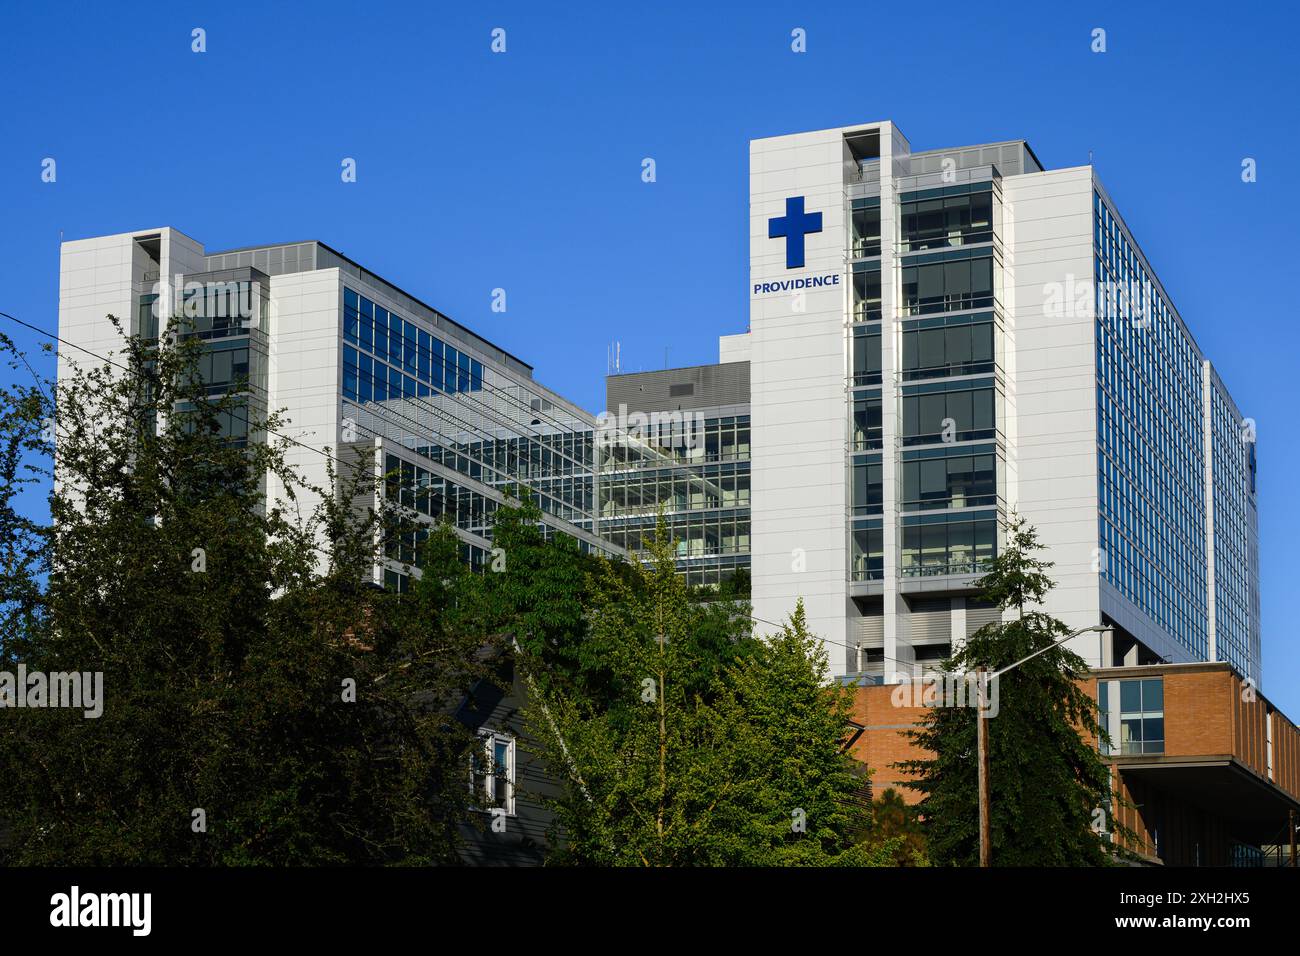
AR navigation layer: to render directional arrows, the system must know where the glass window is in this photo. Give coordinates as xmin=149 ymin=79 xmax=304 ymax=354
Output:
xmin=359 ymin=297 xmax=374 ymax=350
xmin=852 ymin=394 xmax=882 ymax=450
xmin=851 ymin=526 xmax=883 ymax=580
xmin=430 ymin=339 xmax=445 ymax=391
xmin=972 ymin=322 xmax=994 ymax=363
xmin=1117 ymin=677 xmax=1164 ymax=755
xmin=457 ymin=351 xmax=471 ymax=392
xmin=853 ymin=269 xmax=882 ymax=322
xmin=343 ymin=346 xmax=358 ymax=402
xmin=947 ymin=326 xmax=972 ymax=365
xmin=358 ymin=354 xmax=373 ymax=403
xmin=344 ymin=293 xmax=359 ymax=343
xmin=471 ymin=731 xmax=515 ymax=815
xmin=901 ymin=516 xmax=997 ymax=576
xmin=445 ymin=347 xmax=459 ymax=392
xmin=1141 ymin=678 xmax=1163 ymax=712
xmin=417 ymin=330 xmax=431 ymax=382
xmin=852 ymin=202 xmax=881 ymax=257
xmin=853 ymin=329 xmax=882 ymax=385
xmin=900 ymin=187 xmax=995 ymax=251
xmin=373 ymin=306 xmax=388 ymax=356
xmin=919 ymin=329 xmax=945 ymax=372
xmin=388 ymin=314 xmax=403 ymax=365
xmin=902 ymin=384 xmax=996 ymax=444
xmin=852 ymin=460 xmax=883 ymax=515
xmin=903 ymin=254 xmax=995 ymax=315
xmin=901 ymin=318 xmax=996 ymax=380
xmin=403 ymin=323 xmax=418 ymax=373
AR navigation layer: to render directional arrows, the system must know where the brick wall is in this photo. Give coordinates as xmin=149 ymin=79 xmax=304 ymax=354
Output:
xmin=849 ymin=664 xmax=1300 ymax=811
xmin=1090 ymin=663 xmax=1300 ymax=803
xmin=847 ymin=683 xmax=932 ymax=805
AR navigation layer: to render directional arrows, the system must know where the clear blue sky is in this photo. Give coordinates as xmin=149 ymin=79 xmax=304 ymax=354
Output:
xmin=2 ymin=1 xmax=1297 ymax=709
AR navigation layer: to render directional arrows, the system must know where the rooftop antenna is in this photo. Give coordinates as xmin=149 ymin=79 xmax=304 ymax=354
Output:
xmin=1088 ymin=149 xmax=1094 ymax=166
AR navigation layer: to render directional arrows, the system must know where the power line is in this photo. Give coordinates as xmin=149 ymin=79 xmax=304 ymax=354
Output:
xmin=0 ymin=309 xmax=533 ymax=575
xmin=3 ymin=308 xmax=999 ymax=679
xmin=0 ymin=309 xmax=607 ymax=547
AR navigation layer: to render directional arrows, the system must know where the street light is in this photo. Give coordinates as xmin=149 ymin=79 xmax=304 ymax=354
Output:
xmin=975 ymin=623 xmax=1111 ymax=867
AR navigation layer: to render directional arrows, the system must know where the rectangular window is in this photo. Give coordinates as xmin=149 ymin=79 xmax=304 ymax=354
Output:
xmin=344 ymin=290 xmax=359 ymax=344
xmin=358 ymin=353 xmax=373 ymax=403
xmin=851 ymin=525 xmax=883 ymax=581
xmin=901 ymin=381 xmax=997 ymax=445
xmin=853 ymin=267 xmax=882 ymax=322
xmin=901 ymin=514 xmax=997 ymax=576
xmin=373 ymin=305 xmax=388 ymax=356
xmin=900 ymin=186 xmax=994 ymax=252
xmin=388 ymin=314 xmax=404 ymax=366
xmin=853 ymin=327 xmax=882 ymax=386
xmin=445 ymin=346 xmax=459 ymax=392
xmin=1118 ymin=677 xmax=1164 ymax=755
xmin=417 ymin=330 xmax=431 ymax=382
xmin=852 ymin=394 xmax=883 ymax=450
xmin=137 ymin=294 xmax=160 ymax=341
xmin=902 ymin=252 xmax=996 ymax=315
xmin=343 ymin=346 xmax=359 ymax=402
xmin=852 ymin=197 xmax=881 ymax=258
xmin=901 ymin=317 xmax=995 ymax=380
xmin=457 ymin=351 xmax=471 ymax=392
xmin=403 ymin=322 xmax=418 ymax=374
xmin=359 ymin=296 xmax=374 ymax=350
xmin=852 ymin=459 xmax=883 ymax=516
xmin=430 ymin=339 xmax=445 ymax=392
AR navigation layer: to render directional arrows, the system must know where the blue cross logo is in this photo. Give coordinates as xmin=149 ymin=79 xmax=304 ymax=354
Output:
xmin=768 ymin=196 xmax=822 ymax=269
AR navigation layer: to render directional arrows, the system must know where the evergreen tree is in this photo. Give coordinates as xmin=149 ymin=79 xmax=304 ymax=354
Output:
xmin=703 ymin=600 xmax=869 ymax=865
xmin=899 ymin=516 xmax=1125 ymax=866
xmin=517 ymin=522 xmax=877 ymax=865
xmin=0 ymin=319 xmax=487 ymax=864
xmin=859 ymin=788 xmax=929 ymax=866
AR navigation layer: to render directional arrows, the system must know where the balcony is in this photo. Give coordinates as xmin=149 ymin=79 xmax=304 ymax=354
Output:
xmin=849 ymin=159 xmax=881 ymax=185
xmin=899 ymin=228 xmax=995 ymax=254
xmin=900 ymin=559 xmax=992 ymax=578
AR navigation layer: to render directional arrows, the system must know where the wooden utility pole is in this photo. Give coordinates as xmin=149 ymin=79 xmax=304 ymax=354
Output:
xmin=968 ymin=626 xmax=1108 ymax=869
xmin=976 ymin=667 xmax=991 ymax=867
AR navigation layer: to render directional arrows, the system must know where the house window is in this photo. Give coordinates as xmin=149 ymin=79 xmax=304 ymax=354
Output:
xmin=1118 ymin=678 xmax=1164 ymax=755
xmin=472 ymin=731 xmax=516 ymax=815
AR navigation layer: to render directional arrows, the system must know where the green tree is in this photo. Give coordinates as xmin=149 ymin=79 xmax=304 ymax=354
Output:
xmin=858 ymin=788 xmax=929 ymax=866
xmin=899 ymin=515 xmax=1125 ymax=866
xmin=516 ymin=522 xmax=876 ymax=865
xmin=703 ymin=600 xmax=869 ymax=865
xmin=0 ymin=319 xmax=487 ymax=864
